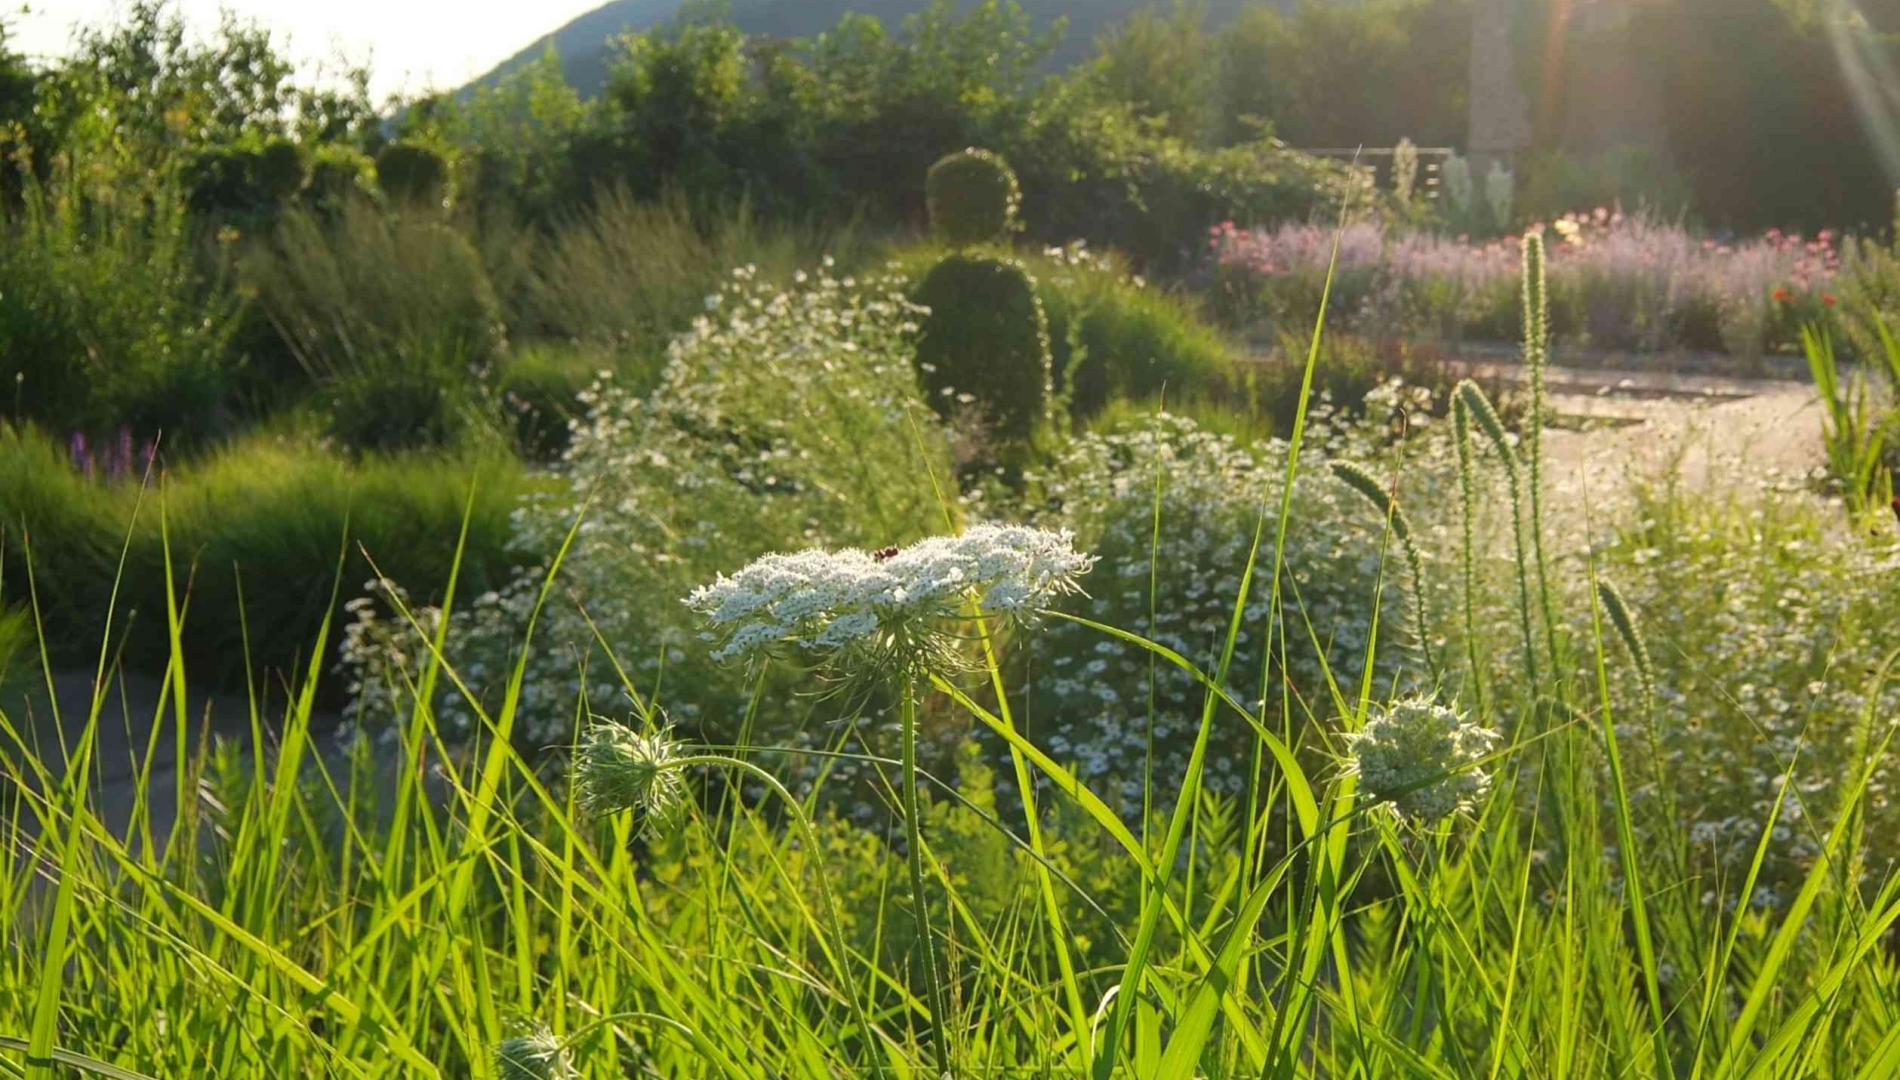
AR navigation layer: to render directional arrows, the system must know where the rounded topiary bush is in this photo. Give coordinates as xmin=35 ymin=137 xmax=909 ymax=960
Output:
xmin=913 ymin=253 xmax=1051 ymax=444
xmin=306 ymin=144 xmax=377 ymax=209
xmin=927 ymin=148 xmax=1022 ymax=248
xmin=375 ymin=140 xmax=449 ymax=206
xmin=184 ymin=136 xmax=307 ymax=216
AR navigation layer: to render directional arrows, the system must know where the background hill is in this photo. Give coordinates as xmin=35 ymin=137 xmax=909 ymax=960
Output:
xmin=468 ymin=0 xmax=1265 ymax=97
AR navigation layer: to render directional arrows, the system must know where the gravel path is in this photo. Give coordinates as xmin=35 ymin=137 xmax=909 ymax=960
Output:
xmin=1469 ymin=361 xmax=1824 ymax=500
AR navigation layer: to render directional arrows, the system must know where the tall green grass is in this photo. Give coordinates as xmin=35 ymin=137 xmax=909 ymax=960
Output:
xmin=1 ymin=231 xmax=1899 ymax=1080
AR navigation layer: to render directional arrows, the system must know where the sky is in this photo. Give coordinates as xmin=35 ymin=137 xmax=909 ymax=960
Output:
xmin=13 ymin=0 xmax=608 ymax=98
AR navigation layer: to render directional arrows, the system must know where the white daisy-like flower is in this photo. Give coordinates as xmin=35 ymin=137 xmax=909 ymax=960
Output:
xmin=683 ymin=523 xmax=1093 ymax=675
xmin=1348 ymin=697 xmax=1498 ymax=825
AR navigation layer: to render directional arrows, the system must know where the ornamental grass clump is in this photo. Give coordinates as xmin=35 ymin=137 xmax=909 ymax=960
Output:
xmin=1349 ymin=697 xmax=1498 ymax=825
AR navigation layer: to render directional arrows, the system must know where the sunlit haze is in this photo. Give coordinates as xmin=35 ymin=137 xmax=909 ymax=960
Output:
xmin=14 ymin=0 xmax=607 ymax=98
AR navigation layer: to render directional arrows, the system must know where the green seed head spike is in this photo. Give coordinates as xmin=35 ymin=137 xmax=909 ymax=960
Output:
xmin=1596 ymin=579 xmax=1654 ymax=689
xmin=1521 ymin=229 xmax=1548 ymax=365
xmin=1455 ymin=380 xmax=1516 ymax=473
xmin=1330 ymin=460 xmax=1414 ymax=543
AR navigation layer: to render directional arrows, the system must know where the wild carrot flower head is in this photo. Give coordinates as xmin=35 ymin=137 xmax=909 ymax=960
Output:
xmin=1349 ymin=697 xmax=1498 ymax=825
xmin=572 ymin=719 xmax=687 ymax=826
xmin=494 ymin=1027 xmax=577 ymax=1080
xmin=683 ymin=523 xmax=1093 ymax=677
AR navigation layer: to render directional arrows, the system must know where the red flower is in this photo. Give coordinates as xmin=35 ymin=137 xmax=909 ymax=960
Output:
xmin=1772 ymin=287 xmax=1793 ymax=303
xmin=1823 ymin=294 xmax=1838 ymax=307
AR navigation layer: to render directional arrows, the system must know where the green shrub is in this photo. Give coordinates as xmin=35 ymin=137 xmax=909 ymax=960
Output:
xmin=183 ymin=135 xmax=307 ymax=217
xmin=494 ymin=343 xmax=600 ymax=460
xmin=913 ymin=253 xmax=1051 ymax=444
xmin=374 ymin=140 xmax=449 ymax=206
xmin=1030 ymin=244 xmax=1229 ymax=417
xmin=926 ymin=147 xmax=1022 ymax=248
xmin=323 ymin=345 xmax=492 ymax=455
xmin=892 ymin=241 xmax=1232 ymax=420
xmin=337 ymin=264 xmax=952 ymax=748
xmin=0 ymin=424 xmax=539 ymax=689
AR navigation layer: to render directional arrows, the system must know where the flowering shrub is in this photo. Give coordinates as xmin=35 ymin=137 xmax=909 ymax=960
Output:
xmin=1020 ymin=412 xmax=1419 ymax=814
xmin=1209 ymin=211 xmax=1843 ymax=361
xmin=338 ymin=263 xmax=955 ymax=747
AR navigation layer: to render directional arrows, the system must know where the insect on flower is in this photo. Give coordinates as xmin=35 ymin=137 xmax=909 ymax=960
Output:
xmin=873 ymin=546 xmax=901 ymax=562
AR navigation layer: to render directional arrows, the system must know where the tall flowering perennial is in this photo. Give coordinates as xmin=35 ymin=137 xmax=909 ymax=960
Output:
xmin=685 ymin=523 xmax=1089 ymax=1074
xmin=335 ymin=262 xmax=953 ymax=747
xmin=1349 ymin=697 xmax=1498 ymax=825
xmin=683 ymin=523 xmax=1095 ymax=678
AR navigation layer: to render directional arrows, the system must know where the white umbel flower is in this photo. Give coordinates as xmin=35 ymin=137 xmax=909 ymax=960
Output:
xmin=683 ymin=523 xmax=1093 ymax=674
xmin=1349 ymin=697 xmax=1497 ymax=825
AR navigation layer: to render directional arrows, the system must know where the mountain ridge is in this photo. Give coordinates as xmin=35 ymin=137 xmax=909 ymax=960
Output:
xmin=466 ymin=0 xmax=1265 ymax=99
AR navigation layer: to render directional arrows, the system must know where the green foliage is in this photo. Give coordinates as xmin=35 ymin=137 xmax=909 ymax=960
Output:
xmin=1086 ymin=1 xmax=1216 ymax=143
xmin=1518 ymin=147 xmax=1693 ymax=222
xmin=891 ymin=240 xmax=1234 ymax=419
xmin=374 ymin=140 xmax=450 ymax=206
xmin=925 ymin=147 xmax=1021 ymax=247
xmin=1210 ymin=0 xmax=1471 ymax=149
xmin=1030 ymin=244 xmax=1230 ymax=417
xmin=914 ymin=253 xmax=1052 ymax=444
xmin=337 ymin=264 xmax=953 ymax=748
xmin=510 ymin=188 xmax=856 ymax=366
xmin=494 ymin=343 xmax=599 ymax=460
xmin=0 ymin=424 xmax=537 ymax=686
xmin=0 ymin=604 xmax=25 ymax=695
xmin=323 ymin=345 xmax=494 ymax=455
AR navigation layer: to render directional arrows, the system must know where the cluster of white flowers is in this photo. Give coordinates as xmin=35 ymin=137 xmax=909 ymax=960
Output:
xmin=1348 ymin=697 xmax=1498 ymax=824
xmin=336 ymin=577 xmax=444 ymax=739
xmin=1021 ymin=412 xmax=1426 ymax=815
xmin=1594 ymin=487 xmax=1900 ymax=905
xmin=685 ymin=524 xmax=1093 ymax=674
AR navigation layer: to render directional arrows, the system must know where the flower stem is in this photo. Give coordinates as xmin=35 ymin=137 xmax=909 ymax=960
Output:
xmin=900 ymin=680 xmax=952 ymax=1075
